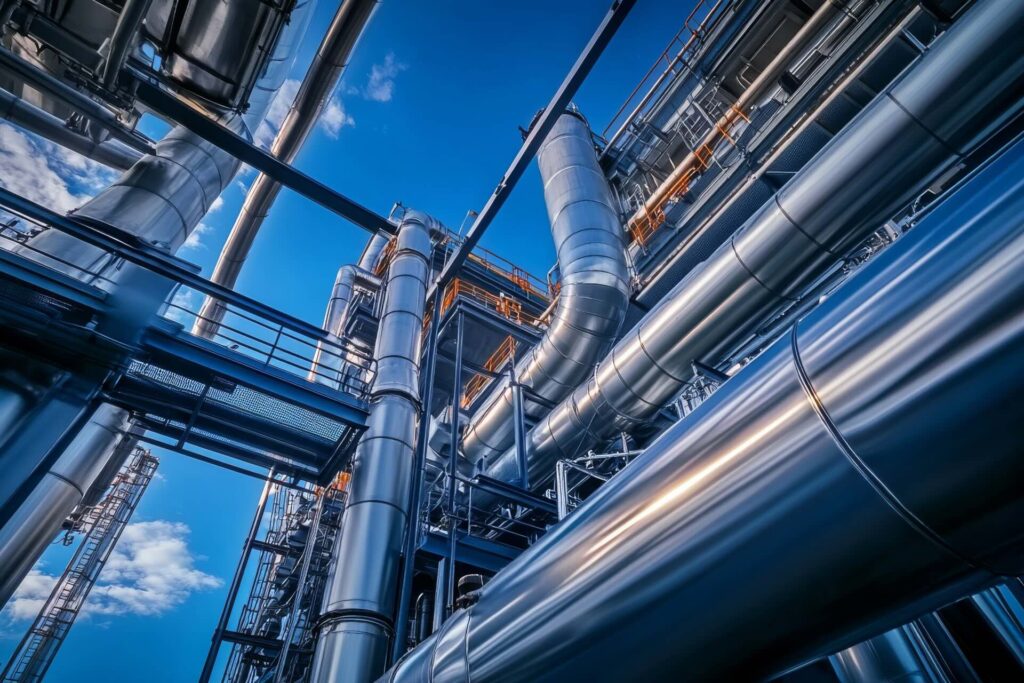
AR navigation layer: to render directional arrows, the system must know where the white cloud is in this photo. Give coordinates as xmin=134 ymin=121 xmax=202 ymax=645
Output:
xmin=0 ymin=122 xmax=118 ymax=214
xmin=363 ymin=52 xmax=407 ymax=103
xmin=181 ymin=221 xmax=213 ymax=251
xmin=321 ymin=97 xmax=355 ymax=138
xmin=210 ymin=196 xmax=224 ymax=213
xmin=3 ymin=521 xmax=221 ymax=623
xmin=4 ymin=569 xmax=58 ymax=621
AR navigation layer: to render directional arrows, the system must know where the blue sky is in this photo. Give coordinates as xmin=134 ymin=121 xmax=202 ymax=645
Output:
xmin=0 ymin=2 xmax=691 ymax=680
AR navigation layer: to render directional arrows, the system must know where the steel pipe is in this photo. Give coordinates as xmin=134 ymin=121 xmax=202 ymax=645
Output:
xmin=0 ymin=404 xmax=129 ymax=606
xmin=194 ymin=0 xmax=380 ymax=339
xmin=484 ymin=0 xmax=1024 ymax=492
xmin=0 ymin=87 xmax=141 ymax=170
xmin=461 ymin=112 xmax=630 ymax=465
xmin=310 ymin=211 xmax=434 ymax=683
xmin=380 ymin=122 xmax=1024 ymax=683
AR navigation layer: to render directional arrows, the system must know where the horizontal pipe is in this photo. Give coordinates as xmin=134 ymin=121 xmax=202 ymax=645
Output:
xmin=484 ymin=0 xmax=1024 ymax=492
xmin=381 ymin=117 xmax=1024 ymax=683
xmin=0 ymin=87 xmax=142 ymax=170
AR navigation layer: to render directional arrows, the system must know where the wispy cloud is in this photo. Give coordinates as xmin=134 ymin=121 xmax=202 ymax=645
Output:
xmin=3 ymin=521 xmax=221 ymax=623
xmin=321 ymin=97 xmax=355 ymax=138
xmin=363 ymin=52 xmax=407 ymax=102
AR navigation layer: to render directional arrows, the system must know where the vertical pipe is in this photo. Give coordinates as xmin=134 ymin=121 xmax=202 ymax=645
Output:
xmin=509 ymin=363 xmax=528 ymax=489
xmin=310 ymin=212 xmax=432 ymax=683
xmin=390 ymin=289 xmax=441 ymax=665
xmin=199 ymin=476 xmax=275 ymax=683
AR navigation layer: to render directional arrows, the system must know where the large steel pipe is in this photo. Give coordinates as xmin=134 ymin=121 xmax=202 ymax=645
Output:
xmin=380 ymin=125 xmax=1024 ymax=683
xmin=310 ymin=211 xmax=433 ymax=683
xmin=194 ymin=0 xmax=380 ymax=339
xmin=461 ymin=111 xmax=630 ymax=465
xmin=484 ymin=0 xmax=1024 ymax=491
xmin=0 ymin=404 xmax=129 ymax=605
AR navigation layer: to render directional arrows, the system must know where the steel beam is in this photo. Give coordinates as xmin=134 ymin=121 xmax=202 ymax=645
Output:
xmin=431 ymin=0 xmax=637 ymax=291
xmin=128 ymin=67 xmax=394 ymax=236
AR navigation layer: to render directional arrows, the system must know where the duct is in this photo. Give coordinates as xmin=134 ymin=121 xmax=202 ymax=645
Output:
xmin=483 ymin=0 xmax=1024 ymax=491
xmin=380 ymin=121 xmax=1024 ymax=683
xmin=460 ymin=111 xmax=630 ymax=465
xmin=18 ymin=115 xmax=245 ymax=283
xmin=626 ymin=0 xmax=862 ymax=236
xmin=0 ymin=87 xmax=141 ymax=170
xmin=0 ymin=404 xmax=128 ymax=606
xmin=310 ymin=211 xmax=433 ymax=683
xmin=193 ymin=0 xmax=380 ymax=340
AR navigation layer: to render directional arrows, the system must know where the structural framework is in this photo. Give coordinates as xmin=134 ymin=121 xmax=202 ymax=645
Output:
xmin=0 ymin=0 xmax=1022 ymax=682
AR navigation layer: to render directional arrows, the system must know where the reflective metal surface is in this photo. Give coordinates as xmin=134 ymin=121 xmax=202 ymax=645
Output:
xmin=0 ymin=403 xmax=128 ymax=606
xmin=195 ymin=0 xmax=379 ymax=339
xmin=379 ymin=127 xmax=1024 ymax=683
xmin=831 ymin=627 xmax=950 ymax=683
xmin=0 ymin=87 xmax=142 ymax=170
xmin=311 ymin=211 xmax=433 ymax=683
xmin=462 ymin=112 xmax=629 ymax=464
xmin=487 ymin=0 xmax=1024 ymax=492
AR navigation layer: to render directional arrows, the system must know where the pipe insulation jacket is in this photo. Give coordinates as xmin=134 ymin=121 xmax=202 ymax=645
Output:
xmin=310 ymin=211 xmax=434 ymax=683
xmin=461 ymin=111 xmax=630 ymax=465
xmin=483 ymin=0 xmax=1024 ymax=492
xmin=380 ymin=110 xmax=1024 ymax=683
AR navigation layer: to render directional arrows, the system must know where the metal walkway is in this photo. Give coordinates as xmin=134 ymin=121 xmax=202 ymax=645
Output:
xmin=0 ymin=188 xmax=372 ymax=483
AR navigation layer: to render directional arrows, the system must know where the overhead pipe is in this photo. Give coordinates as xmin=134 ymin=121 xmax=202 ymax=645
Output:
xmin=625 ymin=0 xmax=865 ymax=239
xmin=831 ymin=626 xmax=953 ymax=683
xmin=483 ymin=0 xmax=1024 ymax=491
xmin=194 ymin=0 xmax=380 ymax=339
xmin=460 ymin=111 xmax=630 ymax=465
xmin=310 ymin=211 xmax=434 ymax=683
xmin=0 ymin=87 xmax=142 ymax=170
xmin=100 ymin=0 xmax=155 ymax=89
xmin=379 ymin=122 xmax=1024 ymax=683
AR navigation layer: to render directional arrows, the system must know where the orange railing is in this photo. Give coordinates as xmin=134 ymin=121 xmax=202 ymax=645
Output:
xmin=439 ymin=279 xmax=545 ymax=328
xmin=373 ymin=236 xmax=397 ymax=277
xmin=630 ymin=143 xmax=716 ymax=246
xmin=461 ymin=335 xmax=517 ymax=408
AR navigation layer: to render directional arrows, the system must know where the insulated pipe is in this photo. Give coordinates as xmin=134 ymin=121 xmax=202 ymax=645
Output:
xmin=626 ymin=0 xmax=860 ymax=236
xmin=484 ymin=0 xmax=1024 ymax=491
xmin=19 ymin=116 xmax=245 ymax=282
xmin=0 ymin=404 xmax=128 ymax=605
xmin=309 ymin=265 xmax=359 ymax=386
xmin=193 ymin=0 xmax=380 ymax=339
xmin=460 ymin=112 xmax=630 ymax=464
xmin=0 ymin=87 xmax=142 ymax=170
xmin=379 ymin=124 xmax=1024 ymax=683
xmin=310 ymin=211 xmax=433 ymax=683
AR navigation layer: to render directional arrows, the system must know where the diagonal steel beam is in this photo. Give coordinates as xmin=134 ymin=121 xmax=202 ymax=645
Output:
xmin=432 ymin=0 xmax=637 ymax=292
xmin=128 ymin=66 xmax=395 ymax=236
